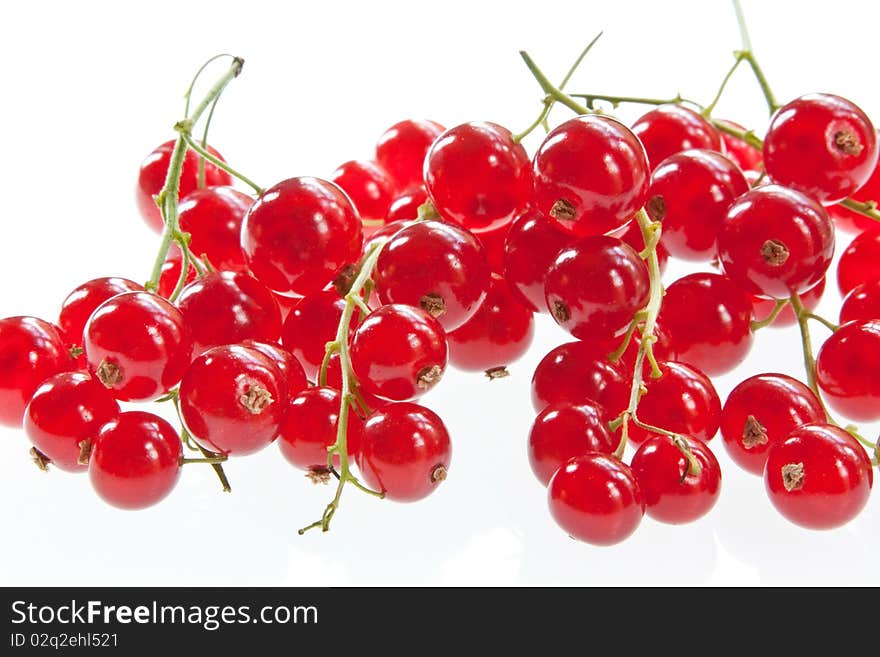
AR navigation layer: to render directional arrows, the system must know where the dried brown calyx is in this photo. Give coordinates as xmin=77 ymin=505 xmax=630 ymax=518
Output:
xmin=485 ymin=366 xmax=510 ymax=380
xmin=551 ymin=300 xmax=570 ymax=323
xmin=77 ymin=440 xmax=92 ymax=466
xmin=30 ymin=447 xmax=50 ymax=472
xmin=306 ymin=467 xmax=333 ymax=485
xmin=781 ymin=462 xmax=805 ymax=491
xmin=647 ymin=195 xmax=667 ymax=221
xmin=742 ymin=415 xmax=768 ymax=449
xmin=833 ymin=129 xmax=863 ymax=156
xmin=420 ymin=293 xmax=446 ymax=319
xmin=96 ymin=360 xmax=123 ymax=388
xmin=430 ymin=464 xmax=448 ymax=483
xmin=240 ymin=385 xmax=274 ymax=414
xmin=417 ymin=365 xmax=443 ymax=390
xmin=761 ymin=239 xmax=789 ymax=266
xmin=549 ymin=198 xmax=576 ymax=222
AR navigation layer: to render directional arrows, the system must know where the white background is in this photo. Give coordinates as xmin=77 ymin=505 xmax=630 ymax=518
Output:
xmin=1 ymin=0 xmax=878 ymax=586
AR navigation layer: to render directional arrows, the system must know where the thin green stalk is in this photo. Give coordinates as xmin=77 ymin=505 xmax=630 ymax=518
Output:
xmin=703 ymin=55 xmax=744 ymax=116
xmin=518 ymin=51 xmax=590 ymax=116
xmin=182 ymin=132 xmax=263 ymax=195
xmin=750 ymin=298 xmax=788 ymax=331
xmin=571 ymin=92 xmax=699 ymax=110
xmin=789 ymin=292 xmax=822 ymax=400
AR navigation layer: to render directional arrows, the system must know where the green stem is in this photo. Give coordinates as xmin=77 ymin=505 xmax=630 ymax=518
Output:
xmin=840 ymin=197 xmax=880 ymax=224
xmin=182 ymin=132 xmax=263 ymax=195
xmin=732 ymin=0 xmax=752 ymax=51
xmin=741 ymin=51 xmax=779 ymax=114
xmin=804 ymin=313 xmax=839 ymax=333
xmin=168 ymin=245 xmax=192 ymax=303
xmin=518 ymin=51 xmax=590 ymax=115
xmin=703 ymin=55 xmax=743 ymax=116
xmin=789 ymin=292 xmax=822 ymax=401
xmin=750 ymin=298 xmax=788 ymax=331
xmin=710 ymin=119 xmax=764 ymax=150
xmin=570 ymin=92 xmax=699 ymax=110
xmin=145 ymin=57 xmax=243 ymax=292
xmin=197 ymin=95 xmax=221 ymax=189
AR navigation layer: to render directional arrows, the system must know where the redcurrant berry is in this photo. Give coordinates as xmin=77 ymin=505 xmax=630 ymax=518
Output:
xmin=717 ymin=185 xmax=834 ymax=298
xmin=528 ymin=401 xmax=616 ymax=486
xmin=240 ymin=340 xmax=308 ymax=397
xmin=136 ymin=140 xmax=232 ymax=233
xmin=657 ymin=273 xmax=754 ymax=376
xmin=349 ymin=304 xmax=447 ymax=401
xmin=385 ymin=186 xmax=428 ymax=225
xmin=176 ymin=271 xmax=282 ymax=356
xmin=837 ymin=228 xmax=880 ymax=296
xmin=720 ymin=373 xmax=824 ymax=476
xmin=827 ymin=132 xmax=880 ymax=233
xmin=447 ymin=273 xmax=534 ymax=373
xmin=503 ymin=208 xmax=575 ymax=312
xmin=332 ymin=160 xmax=397 ymax=221
xmin=545 ymin=236 xmax=649 ymax=341
xmin=357 ymin=402 xmax=451 ymax=502
xmin=241 ymin=177 xmax=363 ymax=296
xmin=840 ymin=278 xmax=880 ymax=324
xmin=84 ymin=292 xmax=192 ymax=402
xmin=630 ymin=435 xmax=721 ymax=524
xmin=646 ymin=149 xmax=749 ymax=261
xmin=374 ymin=220 xmax=490 ymax=331
xmin=278 ymin=386 xmax=364 ymax=472
xmin=180 ymin=344 xmax=288 ymax=456
xmin=764 ymin=423 xmax=873 ymax=530
xmin=0 ymin=317 xmax=71 ymax=427
xmin=531 ymin=341 xmax=628 ymax=414
xmin=88 ymin=411 xmax=182 ymax=510
xmin=58 ymin=278 xmax=144 ymax=352
xmin=715 ymin=119 xmax=763 ymax=172
xmin=548 ymin=454 xmax=644 ymax=546
xmin=631 ymin=104 xmax=722 ymax=170
xmin=763 ymin=93 xmax=878 ymax=205
xmin=281 ymin=289 xmax=347 ymax=381
xmin=24 ymin=371 xmax=119 ymax=472
xmin=627 ymin=361 xmax=721 ymax=446
xmin=375 ymin=119 xmax=445 ymax=189
xmin=178 ymin=186 xmax=252 ymax=270
xmin=532 ymin=115 xmax=649 ymax=236
xmin=816 ymin=320 xmax=880 ymax=421
xmin=424 ymin=122 xmax=530 ymax=231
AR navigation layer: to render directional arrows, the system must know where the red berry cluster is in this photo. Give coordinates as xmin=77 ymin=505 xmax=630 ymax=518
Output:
xmin=2 ymin=11 xmax=879 ymax=542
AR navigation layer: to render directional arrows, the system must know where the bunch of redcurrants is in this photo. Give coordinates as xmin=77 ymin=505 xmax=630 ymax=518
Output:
xmin=1 ymin=13 xmax=879 ymax=545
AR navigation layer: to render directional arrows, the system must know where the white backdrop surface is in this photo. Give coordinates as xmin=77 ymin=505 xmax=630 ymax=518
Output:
xmin=0 ymin=0 xmax=878 ymax=586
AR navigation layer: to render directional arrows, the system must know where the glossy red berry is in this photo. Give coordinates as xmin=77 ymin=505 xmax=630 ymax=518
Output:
xmin=631 ymin=105 xmax=722 ymax=170
xmin=447 ymin=273 xmax=534 ymax=373
xmin=241 ymin=177 xmax=363 ymax=296
xmin=503 ymin=208 xmax=575 ymax=312
xmin=178 ymin=186 xmax=252 ymax=270
xmin=631 ymin=435 xmax=721 ymax=524
xmin=332 ymin=160 xmax=397 ymax=221
xmin=548 ymin=454 xmax=644 ymax=546
xmin=532 ymin=115 xmax=649 ymax=236
xmin=827 ymin=132 xmax=880 ymax=233
xmin=840 ymin=278 xmax=880 ymax=324
xmin=88 ymin=411 xmax=182 ymax=510
xmin=764 ymin=423 xmax=873 ymax=530
xmin=471 ymin=221 xmax=510 ymax=274
xmin=646 ymin=149 xmax=749 ymax=261
xmin=375 ymin=119 xmax=445 ymax=189
xmin=176 ymin=271 xmax=281 ymax=356
xmin=278 ymin=386 xmax=364 ymax=472
xmin=717 ymin=185 xmax=834 ymax=298
xmin=424 ymin=122 xmax=531 ymax=232
xmin=531 ymin=341 xmax=628 ymax=414
xmin=281 ymin=289 xmax=347 ymax=381
xmin=157 ymin=246 xmax=196 ymax=299
xmin=24 ymin=371 xmax=119 ymax=472
xmin=657 ymin=273 xmax=754 ymax=376
xmin=384 ymin=186 xmax=427 ymax=224
xmin=528 ymin=401 xmax=616 ymax=486
xmin=0 ymin=317 xmax=71 ymax=427
xmin=763 ymin=93 xmax=878 ymax=205
xmin=136 ymin=139 xmax=232 ymax=233
xmin=545 ymin=236 xmax=649 ymax=341
xmin=180 ymin=345 xmax=288 ymax=456
xmin=349 ymin=304 xmax=447 ymax=401
xmin=240 ymin=340 xmax=308 ymax=397
xmin=374 ymin=220 xmax=490 ymax=331
xmin=816 ymin=320 xmax=880 ymax=421
xmin=357 ymin=402 xmax=451 ymax=502
xmin=84 ymin=292 xmax=192 ymax=402
xmin=752 ymin=277 xmax=825 ymax=328
xmin=721 ymin=373 xmax=825 ymax=476
xmin=837 ymin=228 xmax=880 ymax=296
xmin=58 ymin=278 xmax=144 ymax=352
xmin=716 ymin=119 xmax=763 ymax=172
xmin=627 ymin=361 xmax=721 ymax=446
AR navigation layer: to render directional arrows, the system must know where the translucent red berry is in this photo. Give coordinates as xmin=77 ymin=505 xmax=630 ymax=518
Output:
xmin=716 ymin=119 xmax=763 ymax=172
xmin=88 ymin=411 xmax=182 ymax=510
xmin=720 ymin=373 xmax=825 ymax=476
xmin=763 ymin=93 xmax=878 ymax=205
xmin=58 ymin=277 xmax=144 ymax=352
xmin=375 ymin=119 xmax=445 ymax=190
xmin=281 ymin=289 xmax=347 ymax=381
xmin=816 ymin=320 xmax=880 ymax=421
xmin=764 ymin=423 xmax=873 ymax=530
xmin=357 ymin=402 xmax=451 ymax=502
xmin=532 ymin=115 xmax=649 ymax=236
xmin=548 ymin=454 xmax=644 ymax=546
xmin=631 ymin=105 xmax=722 ymax=170
xmin=385 ymin=185 xmax=428 ymax=224
xmin=840 ymin=278 xmax=880 ymax=324
xmin=240 ymin=340 xmax=308 ymax=397
xmin=837 ymin=228 xmax=880 ymax=296
xmin=717 ymin=185 xmax=834 ymax=298
xmin=332 ymin=160 xmax=397 ymax=221
xmin=178 ymin=186 xmax=252 ymax=270
xmin=241 ymin=177 xmax=363 ymax=296
xmin=531 ymin=341 xmax=628 ymax=414
xmin=424 ymin=122 xmax=531 ymax=232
